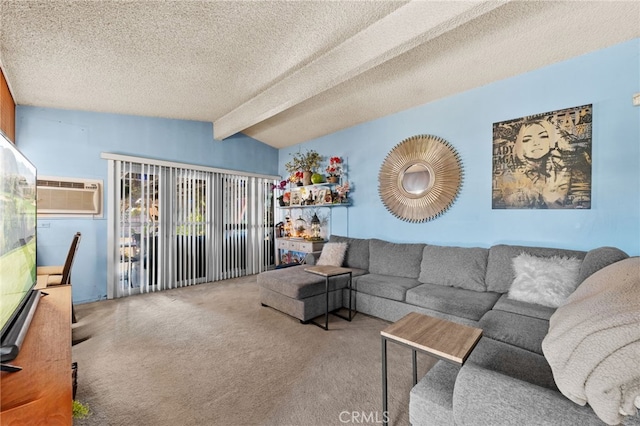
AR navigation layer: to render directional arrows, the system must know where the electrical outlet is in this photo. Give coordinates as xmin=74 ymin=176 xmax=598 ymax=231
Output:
xmin=633 ymin=93 xmax=640 ymax=106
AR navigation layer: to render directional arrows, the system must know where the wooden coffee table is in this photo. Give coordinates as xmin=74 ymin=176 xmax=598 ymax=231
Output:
xmin=304 ymin=265 xmax=354 ymax=330
xmin=380 ymin=312 xmax=482 ymax=424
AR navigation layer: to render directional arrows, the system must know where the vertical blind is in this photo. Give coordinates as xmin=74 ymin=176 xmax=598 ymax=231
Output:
xmin=104 ymin=153 xmax=276 ymax=299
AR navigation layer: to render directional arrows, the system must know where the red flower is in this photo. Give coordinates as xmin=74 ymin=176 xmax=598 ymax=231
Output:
xmin=326 ymin=156 xmax=343 ymax=177
xmin=289 ymin=171 xmax=305 ymax=183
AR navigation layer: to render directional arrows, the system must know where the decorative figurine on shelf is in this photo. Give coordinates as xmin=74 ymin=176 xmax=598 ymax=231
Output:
xmin=326 ymin=156 xmax=343 ymax=183
xmin=302 ymin=190 xmax=315 ymax=206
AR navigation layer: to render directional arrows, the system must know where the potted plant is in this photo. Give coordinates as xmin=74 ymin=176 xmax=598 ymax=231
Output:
xmin=285 ymin=149 xmax=322 ymax=186
xmin=325 ymin=156 xmax=343 ymax=183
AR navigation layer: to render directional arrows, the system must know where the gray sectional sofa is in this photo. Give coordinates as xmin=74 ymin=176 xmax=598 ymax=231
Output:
xmin=257 ymin=235 xmax=638 ymax=425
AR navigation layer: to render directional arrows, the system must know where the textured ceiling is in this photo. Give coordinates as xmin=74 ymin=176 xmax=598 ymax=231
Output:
xmin=1 ymin=1 xmax=638 ymax=148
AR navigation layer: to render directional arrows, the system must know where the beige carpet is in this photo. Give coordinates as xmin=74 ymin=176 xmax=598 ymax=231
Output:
xmin=72 ymin=275 xmax=436 ymax=426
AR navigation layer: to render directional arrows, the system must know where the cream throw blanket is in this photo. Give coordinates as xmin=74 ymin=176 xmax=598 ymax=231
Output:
xmin=542 ymin=257 xmax=640 ymax=425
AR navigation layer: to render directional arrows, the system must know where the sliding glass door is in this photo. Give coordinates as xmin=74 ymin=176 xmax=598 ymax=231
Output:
xmin=105 ymin=154 xmax=276 ymax=298
xmin=117 ymin=162 xmax=160 ymax=294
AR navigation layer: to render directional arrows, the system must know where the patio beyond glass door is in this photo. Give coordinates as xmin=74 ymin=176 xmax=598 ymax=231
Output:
xmin=118 ymin=163 xmax=160 ymax=294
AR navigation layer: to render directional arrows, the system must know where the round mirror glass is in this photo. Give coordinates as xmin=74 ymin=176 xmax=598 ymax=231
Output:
xmin=401 ymin=163 xmax=431 ymax=195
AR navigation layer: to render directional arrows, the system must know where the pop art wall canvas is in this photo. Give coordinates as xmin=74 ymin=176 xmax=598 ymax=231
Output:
xmin=492 ymin=104 xmax=592 ymax=209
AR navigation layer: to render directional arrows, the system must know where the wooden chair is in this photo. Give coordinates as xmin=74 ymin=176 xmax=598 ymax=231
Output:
xmin=36 ymin=232 xmax=81 ymax=323
xmin=37 ymin=232 xmax=81 ymax=286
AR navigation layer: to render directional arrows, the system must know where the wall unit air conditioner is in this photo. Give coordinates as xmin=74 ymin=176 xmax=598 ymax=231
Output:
xmin=37 ymin=176 xmax=103 ymax=217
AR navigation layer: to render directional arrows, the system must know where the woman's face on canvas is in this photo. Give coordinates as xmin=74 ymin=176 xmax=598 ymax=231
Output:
xmin=518 ymin=123 xmax=551 ymax=160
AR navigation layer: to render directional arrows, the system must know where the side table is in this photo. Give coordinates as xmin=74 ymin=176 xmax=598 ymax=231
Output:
xmin=380 ymin=312 xmax=482 ymax=425
xmin=304 ymin=265 xmax=354 ymax=330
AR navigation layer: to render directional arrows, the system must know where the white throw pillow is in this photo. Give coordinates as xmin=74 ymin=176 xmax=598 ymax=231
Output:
xmin=508 ymin=253 xmax=582 ymax=308
xmin=316 ymin=242 xmax=348 ymax=267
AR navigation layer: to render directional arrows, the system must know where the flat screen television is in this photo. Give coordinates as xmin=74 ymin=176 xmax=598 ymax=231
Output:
xmin=0 ymin=131 xmax=39 ymax=365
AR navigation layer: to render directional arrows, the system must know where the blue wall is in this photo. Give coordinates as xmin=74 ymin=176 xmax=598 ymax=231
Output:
xmin=16 ymin=108 xmax=278 ymax=303
xmin=15 ymin=39 xmax=640 ymax=303
xmin=280 ymin=39 xmax=640 ymax=256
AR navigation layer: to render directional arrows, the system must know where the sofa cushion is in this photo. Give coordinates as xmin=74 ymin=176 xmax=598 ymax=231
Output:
xmin=479 ymin=310 xmax=549 ymax=355
xmin=465 ymin=337 xmax=557 ymax=390
xmin=353 ymin=274 xmax=420 ymax=302
xmin=369 ymin=238 xmax=425 ymax=279
xmin=405 ymin=283 xmax=500 ymax=321
xmin=419 ymin=245 xmax=488 ymax=291
xmin=577 ymin=246 xmax=628 ymax=284
xmin=342 ymin=268 xmax=368 ymax=278
xmin=316 ymin=242 xmax=348 ymax=266
xmin=492 ymin=294 xmax=555 ymax=321
xmin=508 ymin=253 xmax=582 ymax=308
xmin=485 ymin=244 xmax=586 ymax=293
xmin=257 ymin=265 xmax=349 ymax=299
xmin=329 ymin=235 xmax=369 ymax=270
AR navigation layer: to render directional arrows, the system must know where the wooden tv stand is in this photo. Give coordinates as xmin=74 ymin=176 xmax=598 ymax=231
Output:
xmin=0 ymin=284 xmax=72 ymax=425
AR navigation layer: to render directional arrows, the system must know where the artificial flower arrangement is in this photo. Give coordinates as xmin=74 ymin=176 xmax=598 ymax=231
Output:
xmin=285 ymin=150 xmax=323 ymax=186
xmin=276 ymin=191 xmax=291 ymax=206
xmin=272 ymin=180 xmax=289 ymax=206
xmin=325 ymin=156 xmax=343 ymax=178
xmin=289 ymin=170 xmax=304 ymax=185
xmin=334 ymin=181 xmax=350 ymax=203
xmin=271 ymin=180 xmax=287 ymax=191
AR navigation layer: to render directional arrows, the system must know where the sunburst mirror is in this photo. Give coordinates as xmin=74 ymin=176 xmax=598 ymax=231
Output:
xmin=378 ymin=134 xmax=463 ymax=223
